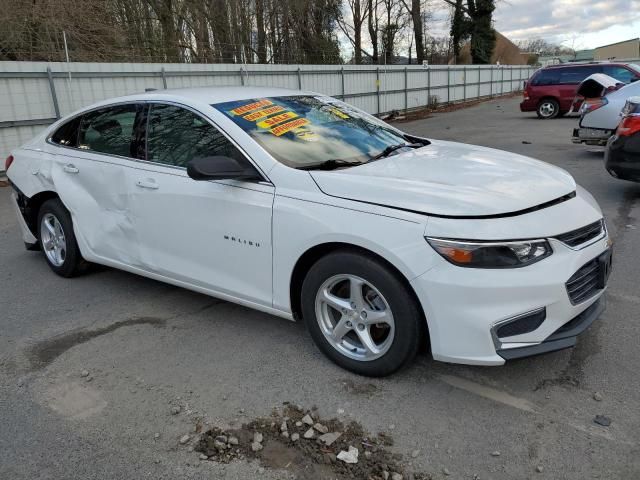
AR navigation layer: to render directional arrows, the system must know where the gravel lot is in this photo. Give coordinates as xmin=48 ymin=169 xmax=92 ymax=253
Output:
xmin=1 ymin=96 xmax=639 ymax=480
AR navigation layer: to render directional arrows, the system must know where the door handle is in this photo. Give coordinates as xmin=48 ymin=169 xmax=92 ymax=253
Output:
xmin=135 ymin=179 xmax=159 ymax=190
xmin=63 ymin=164 xmax=79 ymax=174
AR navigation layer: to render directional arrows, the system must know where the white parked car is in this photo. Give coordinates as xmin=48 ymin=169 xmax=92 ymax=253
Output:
xmin=5 ymin=87 xmax=612 ymax=376
xmin=572 ymin=73 xmax=640 ymax=146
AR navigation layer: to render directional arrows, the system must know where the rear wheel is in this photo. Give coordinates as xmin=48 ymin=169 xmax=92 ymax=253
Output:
xmin=301 ymin=251 xmax=423 ymax=377
xmin=37 ymin=198 xmax=88 ymax=277
xmin=536 ymin=98 xmax=560 ymax=119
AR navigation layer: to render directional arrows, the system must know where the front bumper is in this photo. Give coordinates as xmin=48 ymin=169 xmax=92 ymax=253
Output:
xmin=410 ymin=233 xmax=611 ymax=366
xmin=572 ymin=127 xmax=613 ymax=146
xmin=496 ymin=296 xmax=604 ymax=360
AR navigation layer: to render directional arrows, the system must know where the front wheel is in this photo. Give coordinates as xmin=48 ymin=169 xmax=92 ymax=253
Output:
xmin=536 ymin=99 xmax=560 ymax=119
xmin=37 ymin=198 xmax=88 ymax=277
xmin=301 ymin=251 xmax=423 ymax=377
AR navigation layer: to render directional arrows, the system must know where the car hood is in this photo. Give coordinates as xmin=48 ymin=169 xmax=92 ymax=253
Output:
xmin=309 ymin=139 xmax=576 ymax=218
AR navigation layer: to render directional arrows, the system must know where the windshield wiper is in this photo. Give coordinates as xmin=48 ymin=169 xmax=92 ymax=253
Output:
xmin=297 ymin=159 xmax=365 ymax=171
xmin=372 ymin=142 xmax=424 ymax=161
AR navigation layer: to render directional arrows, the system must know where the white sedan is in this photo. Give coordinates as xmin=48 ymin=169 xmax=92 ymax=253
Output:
xmin=5 ymin=87 xmax=612 ymax=376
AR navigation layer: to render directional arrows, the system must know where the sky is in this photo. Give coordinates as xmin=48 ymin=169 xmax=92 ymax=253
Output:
xmin=429 ymin=0 xmax=640 ymax=50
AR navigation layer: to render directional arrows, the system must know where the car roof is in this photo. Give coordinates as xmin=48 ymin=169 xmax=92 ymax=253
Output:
xmin=78 ymin=86 xmax=314 ymax=114
xmin=543 ymin=61 xmax=631 ymax=70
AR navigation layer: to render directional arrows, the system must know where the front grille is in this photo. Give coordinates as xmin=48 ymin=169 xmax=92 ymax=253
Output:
xmin=566 ymin=258 xmax=601 ymax=305
xmin=556 ymin=220 xmax=604 ymax=248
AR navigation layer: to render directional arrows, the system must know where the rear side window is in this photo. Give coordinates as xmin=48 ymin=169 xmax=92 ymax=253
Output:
xmin=146 ymin=104 xmax=248 ymax=168
xmin=603 ymin=65 xmax=637 ymax=83
xmin=78 ymin=104 xmax=140 ymax=158
xmin=50 ymin=117 xmax=81 ymax=147
xmin=531 ymin=69 xmax=561 ymax=86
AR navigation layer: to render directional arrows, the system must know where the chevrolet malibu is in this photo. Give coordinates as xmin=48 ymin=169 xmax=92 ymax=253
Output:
xmin=5 ymin=87 xmax=612 ymax=376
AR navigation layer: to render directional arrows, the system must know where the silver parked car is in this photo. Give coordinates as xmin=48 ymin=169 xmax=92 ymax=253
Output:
xmin=572 ymin=73 xmax=640 ymax=146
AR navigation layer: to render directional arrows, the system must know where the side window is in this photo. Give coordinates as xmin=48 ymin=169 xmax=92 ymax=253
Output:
xmin=146 ymin=104 xmax=249 ymax=169
xmin=78 ymin=104 xmax=139 ymax=158
xmin=50 ymin=117 xmax=81 ymax=147
xmin=603 ymin=65 xmax=635 ymax=83
xmin=558 ymin=66 xmax=599 ymax=84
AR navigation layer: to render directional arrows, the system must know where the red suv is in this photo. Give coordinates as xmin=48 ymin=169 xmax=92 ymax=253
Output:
xmin=520 ymin=62 xmax=640 ymax=119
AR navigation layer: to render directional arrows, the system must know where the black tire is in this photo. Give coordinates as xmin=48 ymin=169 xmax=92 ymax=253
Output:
xmin=37 ymin=198 xmax=88 ymax=277
xmin=301 ymin=251 xmax=424 ymax=377
xmin=536 ymin=98 xmax=560 ymax=119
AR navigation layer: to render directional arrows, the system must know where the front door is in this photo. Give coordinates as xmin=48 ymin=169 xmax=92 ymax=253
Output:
xmin=128 ymin=103 xmax=274 ymax=306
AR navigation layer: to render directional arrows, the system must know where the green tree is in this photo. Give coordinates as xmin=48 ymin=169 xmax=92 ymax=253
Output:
xmin=444 ymin=0 xmax=495 ymax=64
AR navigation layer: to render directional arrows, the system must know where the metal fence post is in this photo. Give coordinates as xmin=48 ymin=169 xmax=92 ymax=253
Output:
xmin=478 ymin=65 xmax=481 ymax=98
xmin=341 ymin=67 xmax=345 ymax=100
xmin=239 ymin=66 xmax=245 ymax=86
xmin=490 ymin=67 xmax=494 ymax=97
xmin=447 ymin=68 xmax=451 ymax=104
xmin=376 ymin=67 xmax=381 ymax=114
xmin=463 ymin=66 xmax=466 ymax=102
xmin=427 ymin=66 xmax=431 ymax=107
xmin=518 ymin=66 xmax=522 ymax=90
xmin=160 ymin=67 xmax=168 ymax=89
xmin=297 ymin=67 xmax=302 ymax=90
xmin=501 ymin=66 xmax=504 ymax=95
xmin=404 ymin=66 xmax=408 ymax=112
xmin=46 ymin=67 xmax=61 ymax=119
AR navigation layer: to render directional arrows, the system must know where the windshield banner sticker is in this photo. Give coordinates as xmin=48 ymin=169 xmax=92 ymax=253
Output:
xmin=271 ymin=118 xmax=310 ymax=136
xmin=257 ymin=111 xmax=299 ymax=129
xmin=230 ymin=99 xmax=273 ymax=116
xmin=327 ymin=107 xmax=349 ymax=119
xmin=243 ymin=105 xmax=285 ymax=121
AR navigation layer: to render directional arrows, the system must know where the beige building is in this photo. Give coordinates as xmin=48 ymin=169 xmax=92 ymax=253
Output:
xmin=594 ymin=38 xmax=640 ymax=60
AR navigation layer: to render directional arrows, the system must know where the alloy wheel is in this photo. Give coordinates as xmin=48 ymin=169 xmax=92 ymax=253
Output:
xmin=40 ymin=213 xmax=67 ymax=267
xmin=539 ymin=101 xmax=556 ymax=118
xmin=314 ymin=274 xmax=395 ymax=361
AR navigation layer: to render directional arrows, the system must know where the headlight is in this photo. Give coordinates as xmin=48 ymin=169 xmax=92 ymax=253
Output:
xmin=425 ymin=237 xmax=552 ymax=268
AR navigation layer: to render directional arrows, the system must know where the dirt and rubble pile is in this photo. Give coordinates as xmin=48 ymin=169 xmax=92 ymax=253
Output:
xmin=193 ymin=405 xmax=431 ymax=480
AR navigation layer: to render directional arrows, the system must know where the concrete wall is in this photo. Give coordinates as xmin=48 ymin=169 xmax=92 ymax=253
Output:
xmin=0 ymin=61 xmax=536 ymax=169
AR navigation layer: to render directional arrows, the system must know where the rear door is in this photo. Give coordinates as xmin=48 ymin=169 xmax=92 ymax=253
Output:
xmin=128 ymin=102 xmax=274 ymax=306
xmin=49 ymin=103 xmax=145 ymax=264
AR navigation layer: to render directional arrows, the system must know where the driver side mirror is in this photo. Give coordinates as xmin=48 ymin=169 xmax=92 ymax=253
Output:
xmin=187 ymin=156 xmax=258 ymax=181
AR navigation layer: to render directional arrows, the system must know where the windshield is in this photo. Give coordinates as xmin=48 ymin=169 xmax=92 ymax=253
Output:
xmin=212 ymin=96 xmax=410 ymax=169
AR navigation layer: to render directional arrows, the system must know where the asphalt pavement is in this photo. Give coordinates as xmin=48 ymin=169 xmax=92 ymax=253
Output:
xmin=1 ymin=96 xmax=639 ymax=480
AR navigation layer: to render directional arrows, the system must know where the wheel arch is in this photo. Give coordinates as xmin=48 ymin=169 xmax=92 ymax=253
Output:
xmin=289 ymin=242 xmax=429 ymax=343
xmin=22 ymin=190 xmax=60 ymax=237
xmin=537 ymin=96 xmax=560 ymax=107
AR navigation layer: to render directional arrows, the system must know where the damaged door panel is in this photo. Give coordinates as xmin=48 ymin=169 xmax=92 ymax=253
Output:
xmin=48 ymin=102 xmax=145 ymax=264
xmin=51 ymin=151 xmax=139 ymax=265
